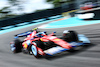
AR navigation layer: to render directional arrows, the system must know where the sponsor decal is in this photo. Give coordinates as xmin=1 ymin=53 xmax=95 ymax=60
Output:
xmin=23 ymin=43 xmax=28 ymax=49
xmin=54 ymin=39 xmax=61 ymax=41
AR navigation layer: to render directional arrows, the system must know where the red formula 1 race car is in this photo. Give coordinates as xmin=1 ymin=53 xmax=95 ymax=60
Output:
xmin=10 ymin=28 xmax=90 ymax=58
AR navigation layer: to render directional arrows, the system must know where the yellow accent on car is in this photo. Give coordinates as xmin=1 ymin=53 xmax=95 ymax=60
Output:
xmin=24 ymin=43 xmax=28 ymax=49
xmin=40 ymin=38 xmax=43 ymax=41
xmin=54 ymin=39 xmax=61 ymax=41
xmin=32 ymin=28 xmax=38 ymax=31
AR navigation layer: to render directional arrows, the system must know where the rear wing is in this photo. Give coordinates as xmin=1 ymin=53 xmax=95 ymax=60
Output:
xmin=14 ymin=28 xmax=38 ymax=38
xmin=15 ymin=31 xmax=32 ymax=37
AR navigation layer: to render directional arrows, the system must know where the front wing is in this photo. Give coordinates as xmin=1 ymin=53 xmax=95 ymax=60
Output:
xmin=44 ymin=46 xmax=69 ymax=55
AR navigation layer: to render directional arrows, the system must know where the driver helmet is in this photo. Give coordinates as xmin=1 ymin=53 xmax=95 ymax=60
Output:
xmin=38 ymin=34 xmax=43 ymax=37
xmin=37 ymin=32 xmax=45 ymax=38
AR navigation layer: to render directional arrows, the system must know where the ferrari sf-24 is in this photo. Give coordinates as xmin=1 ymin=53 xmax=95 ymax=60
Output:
xmin=10 ymin=28 xmax=90 ymax=58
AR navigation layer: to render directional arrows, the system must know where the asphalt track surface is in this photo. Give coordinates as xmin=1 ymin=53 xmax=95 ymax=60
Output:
xmin=0 ymin=22 xmax=100 ymax=67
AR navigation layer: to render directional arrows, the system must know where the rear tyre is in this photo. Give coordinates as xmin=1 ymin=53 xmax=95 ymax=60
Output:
xmin=11 ymin=39 xmax=22 ymax=53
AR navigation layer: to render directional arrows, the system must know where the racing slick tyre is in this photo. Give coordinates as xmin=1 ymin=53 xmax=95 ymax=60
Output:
xmin=11 ymin=39 xmax=22 ymax=53
xmin=31 ymin=44 xmax=39 ymax=58
xmin=63 ymin=30 xmax=78 ymax=42
xmin=69 ymin=30 xmax=78 ymax=41
xmin=31 ymin=41 xmax=44 ymax=58
xmin=30 ymin=41 xmax=45 ymax=58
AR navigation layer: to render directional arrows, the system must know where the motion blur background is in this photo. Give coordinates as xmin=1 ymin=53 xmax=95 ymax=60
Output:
xmin=0 ymin=1 xmax=100 ymax=67
xmin=0 ymin=0 xmax=100 ymax=27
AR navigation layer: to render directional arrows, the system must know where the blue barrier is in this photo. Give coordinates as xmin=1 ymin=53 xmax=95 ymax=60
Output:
xmin=0 ymin=15 xmax=63 ymax=31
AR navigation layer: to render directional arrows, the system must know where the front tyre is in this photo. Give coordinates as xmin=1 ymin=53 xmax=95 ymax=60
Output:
xmin=69 ymin=30 xmax=78 ymax=41
xmin=31 ymin=44 xmax=39 ymax=58
xmin=63 ymin=30 xmax=78 ymax=42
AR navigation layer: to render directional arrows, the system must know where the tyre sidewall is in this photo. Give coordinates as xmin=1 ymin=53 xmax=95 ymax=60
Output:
xmin=31 ymin=43 xmax=39 ymax=58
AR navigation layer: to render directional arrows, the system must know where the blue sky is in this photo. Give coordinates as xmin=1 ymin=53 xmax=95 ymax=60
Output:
xmin=0 ymin=0 xmax=53 ymax=14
